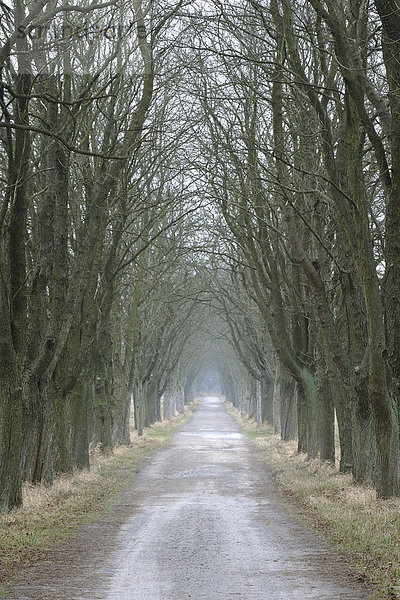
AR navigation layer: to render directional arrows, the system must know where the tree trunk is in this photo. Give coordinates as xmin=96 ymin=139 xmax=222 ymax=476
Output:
xmin=278 ymin=366 xmax=297 ymax=441
xmin=333 ymin=384 xmax=354 ymax=473
xmin=92 ymin=293 xmax=114 ymax=453
xmin=0 ymin=370 xmax=22 ymax=512
xmin=71 ymin=380 xmax=90 ymax=470
xmin=112 ymin=384 xmax=131 ymax=446
xmin=317 ymin=361 xmax=335 ymax=463
xmin=261 ymin=374 xmax=274 ymax=424
xmin=296 ymin=383 xmax=308 ymax=454
xmin=93 ymin=368 xmax=113 ymax=453
xmin=272 ymin=363 xmax=282 ymax=434
xmin=144 ymin=377 xmax=157 ymax=426
xmin=134 ymin=379 xmax=144 ymax=437
xmin=30 ymin=384 xmax=55 ymax=485
xmin=53 ymin=389 xmax=73 ymax=475
xmin=345 ymin=92 xmax=394 ymax=497
xmin=300 ymin=370 xmax=319 ymax=458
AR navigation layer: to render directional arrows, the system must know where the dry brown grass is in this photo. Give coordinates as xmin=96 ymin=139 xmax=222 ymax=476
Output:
xmin=227 ymin=403 xmax=400 ymax=600
xmin=0 ymin=403 xmax=196 ymax=596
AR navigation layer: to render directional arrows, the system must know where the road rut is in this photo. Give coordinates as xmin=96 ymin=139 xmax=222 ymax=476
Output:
xmin=5 ymin=396 xmax=369 ymax=599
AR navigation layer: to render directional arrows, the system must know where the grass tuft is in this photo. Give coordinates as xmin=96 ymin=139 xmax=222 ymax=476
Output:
xmin=0 ymin=403 xmax=196 ymax=596
xmin=227 ymin=403 xmax=400 ymax=600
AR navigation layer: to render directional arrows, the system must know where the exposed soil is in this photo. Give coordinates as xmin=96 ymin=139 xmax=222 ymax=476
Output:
xmin=4 ymin=397 xmax=371 ymax=599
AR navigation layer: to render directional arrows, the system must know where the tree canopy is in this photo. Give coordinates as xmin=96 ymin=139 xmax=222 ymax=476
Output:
xmin=1 ymin=0 xmax=400 ymax=511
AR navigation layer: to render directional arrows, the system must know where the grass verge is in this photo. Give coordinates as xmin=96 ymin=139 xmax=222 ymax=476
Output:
xmin=227 ymin=403 xmax=400 ymax=600
xmin=0 ymin=404 xmax=196 ymax=596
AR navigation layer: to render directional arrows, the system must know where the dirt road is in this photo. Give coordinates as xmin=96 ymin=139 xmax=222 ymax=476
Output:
xmin=6 ymin=396 xmax=369 ymax=599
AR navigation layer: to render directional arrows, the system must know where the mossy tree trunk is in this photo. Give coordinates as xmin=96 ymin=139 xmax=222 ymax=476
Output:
xmin=0 ymin=12 xmax=31 ymax=509
xmin=71 ymin=379 xmax=90 ymax=470
xmin=345 ymin=91 xmax=394 ymax=497
xmin=373 ymin=0 xmax=400 ymax=496
xmin=317 ymin=357 xmax=335 ymax=463
xmin=0 ymin=360 xmax=22 ymax=512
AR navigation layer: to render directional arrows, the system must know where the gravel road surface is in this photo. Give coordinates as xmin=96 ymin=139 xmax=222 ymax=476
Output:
xmin=6 ymin=396 xmax=369 ymax=600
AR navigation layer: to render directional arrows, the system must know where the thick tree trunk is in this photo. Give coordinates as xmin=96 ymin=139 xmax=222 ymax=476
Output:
xmin=261 ymin=374 xmax=274 ymax=424
xmin=300 ymin=370 xmax=319 ymax=458
xmin=346 ymin=93 xmax=394 ymax=497
xmin=296 ymin=383 xmax=308 ymax=454
xmin=247 ymin=378 xmax=257 ymax=420
xmin=53 ymin=399 xmax=73 ymax=474
xmin=375 ymin=3 xmax=400 ymax=496
xmin=175 ymin=385 xmax=185 ymax=415
xmin=162 ymin=389 xmax=175 ymax=420
xmin=272 ymin=364 xmax=282 ymax=434
xmin=0 ymin=28 xmax=32 ymax=510
xmin=317 ymin=362 xmax=335 ymax=463
xmin=92 ymin=288 xmax=115 ymax=452
xmin=134 ymin=379 xmax=144 ymax=437
xmin=144 ymin=377 xmax=157 ymax=426
xmin=30 ymin=385 xmax=55 ymax=485
xmin=280 ymin=374 xmax=297 ymax=441
xmin=0 ymin=371 xmax=22 ymax=512
xmin=71 ymin=380 xmax=90 ymax=470
xmin=93 ymin=367 xmax=113 ymax=453
xmin=112 ymin=386 xmax=131 ymax=446
xmin=333 ymin=384 xmax=353 ymax=473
